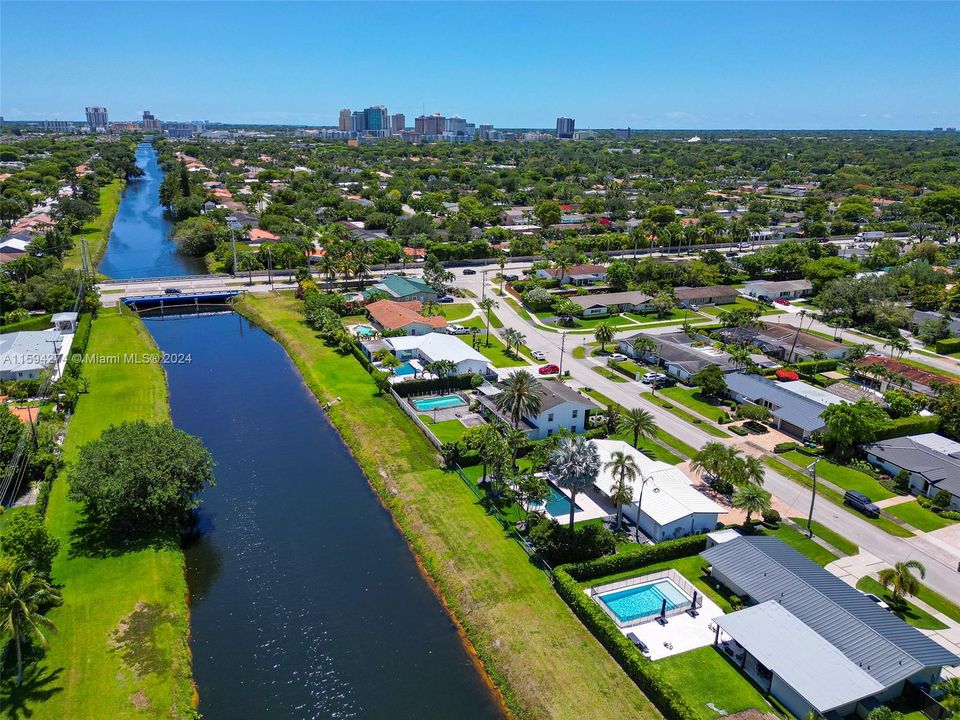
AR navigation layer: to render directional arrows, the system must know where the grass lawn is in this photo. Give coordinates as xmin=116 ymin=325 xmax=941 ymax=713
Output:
xmin=757 ymin=523 xmax=838 ymax=566
xmin=885 ymin=500 xmax=956 ymax=532
xmin=63 ymin=179 xmax=123 ymax=270
xmin=789 ymin=517 xmax=859 ymax=556
xmin=419 ymin=416 xmax=469 ymax=444
xmin=659 ymin=387 xmax=730 ymax=423
xmin=657 ymin=646 xmax=778 ymax=720
xmin=237 ymin=293 xmax=659 ymax=720
xmin=440 ymin=303 xmax=475 ymax=321
xmin=855 ymin=577 xmax=948 ymax=630
xmin=3 ymin=312 xmax=194 ymax=718
xmin=782 ymin=453 xmax=894 ymax=501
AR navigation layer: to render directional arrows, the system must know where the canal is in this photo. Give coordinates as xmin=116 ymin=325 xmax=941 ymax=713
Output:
xmin=99 ymin=142 xmax=206 ymax=279
xmin=107 ymin=143 xmax=503 ymax=717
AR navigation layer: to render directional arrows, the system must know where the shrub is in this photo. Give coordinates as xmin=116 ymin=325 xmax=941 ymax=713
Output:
xmin=876 ymin=414 xmax=940 ymax=440
xmin=529 ymin=518 xmax=615 ymax=565
xmin=761 ymin=508 xmax=781 ymax=527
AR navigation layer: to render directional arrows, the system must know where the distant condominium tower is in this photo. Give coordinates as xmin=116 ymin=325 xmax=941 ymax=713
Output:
xmin=338 ymin=108 xmax=352 ymax=131
xmin=390 ymin=113 xmax=406 ymax=133
xmin=556 ymin=117 xmax=575 ymax=139
xmin=85 ymin=106 xmax=109 ymax=132
xmin=415 ymin=113 xmax=446 ymax=136
xmin=364 ymin=105 xmax=388 ymax=132
xmin=142 ymin=110 xmax=161 ymax=131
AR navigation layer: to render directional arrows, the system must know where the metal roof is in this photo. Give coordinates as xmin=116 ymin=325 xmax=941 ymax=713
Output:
xmin=716 ymin=601 xmax=885 ymax=713
xmin=702 ymin=537 xmax=958 ymax=687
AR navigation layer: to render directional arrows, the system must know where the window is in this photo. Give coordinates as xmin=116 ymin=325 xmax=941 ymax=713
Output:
xmin=572 ymin=409 xmax=578 ymax=418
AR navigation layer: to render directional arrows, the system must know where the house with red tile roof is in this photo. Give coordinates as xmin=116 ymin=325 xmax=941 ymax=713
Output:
xmin=366 ymin=300 xmax=447 ymax=336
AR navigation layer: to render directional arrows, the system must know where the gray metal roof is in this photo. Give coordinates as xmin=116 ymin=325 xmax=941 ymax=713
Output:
xmin=724 ymin=373 xmax=832 ymax=432
xmin=702 ymin=537 xmax=958 ymax=687
xmin=715 ymin=601 xmax=885 ymax=713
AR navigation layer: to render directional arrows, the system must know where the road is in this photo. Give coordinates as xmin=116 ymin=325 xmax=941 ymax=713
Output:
xmin=453 ymin=260 xmax=960 ymax=600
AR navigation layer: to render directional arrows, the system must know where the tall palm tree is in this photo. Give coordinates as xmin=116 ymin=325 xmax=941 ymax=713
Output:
xmin=878 ymin=560 xmax=926 ymax=603
xmin=549 ymin=436 xmax=601 ymax=530
xmin=618 ymin=407 xmax=657 ymax=449
xmin=594 ymin=321 xmax=615 ymax=352
xmin=478 ymin=297 xmax=498 ymax=347
xmin=495 ymin=370 xmax=543 ymax=431
xmin=604 ymin=450 xmax=639 ymax=530
xmin=0 ymin=565 xmax=61 ymax=686
xmin=732 ymin=483 xmax=771 ymax=524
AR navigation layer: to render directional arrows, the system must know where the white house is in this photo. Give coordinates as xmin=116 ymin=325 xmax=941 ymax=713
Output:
xmin=591 ymin=439 xmax=724 ymax=542
xmin=386 ymin=333 xmax=493 ymax=378
xmin=476 ymin=380 xmax=600 ymax=440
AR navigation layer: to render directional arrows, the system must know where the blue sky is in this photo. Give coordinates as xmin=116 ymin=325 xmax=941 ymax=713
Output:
xmin=2 ymin=2 xmax=958 ymax=129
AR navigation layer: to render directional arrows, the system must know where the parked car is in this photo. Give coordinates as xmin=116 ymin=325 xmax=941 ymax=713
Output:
xmin=861 ymin=592 xmax=891 ymax=611
xmin=538 ymin=364 xmax=560 ymax=375
xmin=843 ymin=490 xmax=880 ymax=518
xmin=462 ymin=268 xmax=477 ymax=275
xmin=164 ymin=287 xmax=182 ymax=295
xmin=447 ymin=324 xmax=469 ymax=335
xmin=531 ymin=350 xmax=547 ymax=361
xmin=609 ymin=353 xmax=628 ymax=362
xmin=774 ymin=298 xmax=791 ymax=305
xmin=626 ymin=632 xmax=651 ymax=657
xmin=438 ymin=296 xmax=455 ymax=303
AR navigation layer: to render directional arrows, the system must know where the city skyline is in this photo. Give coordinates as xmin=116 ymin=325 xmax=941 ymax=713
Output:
xmin=2 ymin=2 xmax=958 ymax=130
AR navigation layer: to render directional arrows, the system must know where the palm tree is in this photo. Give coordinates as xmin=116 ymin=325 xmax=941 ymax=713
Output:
xmin=732 ymin=483 xmax=771 ymax=524
xmin=549 ymin=436 xmax=601 ymax=530
xmin=877 ymin=560 xmax=926 ymax=603
xmin=618 ymin=407 xmax=657 ymax=448
xmin=594 ymin=321 xmax=615 ymax=352
xmin=495 ymin=370 xmax=543 ymax=431
xmin=0 ymin=565 xmax=61 ymax=686
xmin=478 ymin=297 xmax=498 ymax=347
xmin=604 ymin=450 xmax=638 ymax=530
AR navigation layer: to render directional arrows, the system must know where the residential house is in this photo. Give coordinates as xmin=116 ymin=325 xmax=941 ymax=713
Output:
xmin=854 ymin=357 xmax=958 ymax=396
xmin=592 ymin=439 xmax=725 ymax=541
xmin=363 ymin=274 xmax=438 ymax=303
xmin=674 ymin=285 xmax=738 ymax=307
xmin=619 ymin=332 xmax=735 ymax=381
xmin=864 ymin=433 xmax=960 ymax=511
xmin=569 ymin=291 xmax=654 ymax=317
xmin=0 ymin=331 xmax=63 ymax=381
xmin=704 ymin=536 xmax=958 ymax=720
xmin=722 ymin=322 xmax=847 ymax=363
xmin=476 ymin=380 xmax=600 ymax=440
xmin=385 ymin=333 xmax=493 ymax=378
xmin=535 ymin=264 xmax=607 ymax=286
xmin=366 ymin=299 xmax=446 ymax=336
xmin=724 ymin=372 xmax=845 ymax=439
xmin=742 ymin=279 xmax=813 ymax=301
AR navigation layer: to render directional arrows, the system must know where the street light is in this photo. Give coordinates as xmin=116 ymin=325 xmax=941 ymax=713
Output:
xmin=805 ymin=459 xmax=821 ymax=538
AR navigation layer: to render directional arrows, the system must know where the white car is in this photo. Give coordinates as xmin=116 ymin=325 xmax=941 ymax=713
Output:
xmin=447 ymin=324 xmax=469 ymax=335
xmin=531 ymin=350 xmax=547 ymax=361
xmin=609 ymin=353 xmax=628 ymax=362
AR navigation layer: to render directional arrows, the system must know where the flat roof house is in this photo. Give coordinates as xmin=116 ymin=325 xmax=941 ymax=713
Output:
xmin=592 ymin=439 xmax=724 ymax=542
xmin=535 ymin=264 xmax=607 ymax=286
xmin=674 ymin=285 xmax=738 ymax=307
xmin=0 ymin=331 xmax=63 ymax=381
xmin=476 ymin=380 xmax=600 ymax=440
xmin=366 ymin=299 xmax=447 ymax=336
xmin=864 ymin=433 xmax=960 ymax=511
xmin=724 ymin=372 xmax=844 ymax=439
xmin=704 ymin=537 xmax=958 ymax=720
xmin=619 ymin=332 xmax=735 ymax=381
xmin=363 ymin=274 xmax=438 ymax=303
xmin=386 ymin=333 xmax=493 ymax=378
xmin=569 ymin=291 xmax=653 ymax=317
xmin=742 ymin=279 xmax=813 ymax=301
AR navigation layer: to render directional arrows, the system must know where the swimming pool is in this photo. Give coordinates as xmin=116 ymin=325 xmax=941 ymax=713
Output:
xmin=412 ymin=394 xmax=467 ymax=412
xmin=394 ymin=361 xmax=417 ymax=377
xmin=598 ymin=580 xmax=690 ymax=624
xmin=544 ymin=485 xmax=583 ymax=517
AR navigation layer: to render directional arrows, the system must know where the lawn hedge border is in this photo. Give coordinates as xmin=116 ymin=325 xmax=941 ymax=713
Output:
xmin=552 ymin=535 xmax=709 ymax=720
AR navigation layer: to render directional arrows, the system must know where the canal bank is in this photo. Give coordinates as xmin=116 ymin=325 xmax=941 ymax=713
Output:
xmin=236 ymin=292 xmax=660 ymax=720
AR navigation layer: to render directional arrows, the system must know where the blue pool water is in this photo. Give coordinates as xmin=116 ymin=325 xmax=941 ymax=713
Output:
xmin=412 ymin=394 xmax=467 ymax=411
xmin=544 ymin=485 xmax=583 ymax=517
xmin=395 ymin=362 xmax=417 ymax=377
xmin=599 ymin=580 xmax=690 ymax=624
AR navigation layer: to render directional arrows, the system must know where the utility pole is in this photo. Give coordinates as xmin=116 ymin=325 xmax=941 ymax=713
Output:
xmin=806 ymin=459 xmax=820 ymax=538
xmin=558 ymin=332 xmax=568 ymax=376
xmin=230 ymin=227 xmax=239 ymax=277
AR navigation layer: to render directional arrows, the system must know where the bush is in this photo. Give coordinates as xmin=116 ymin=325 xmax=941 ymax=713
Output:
xmin=761 ymin=508 xmax=781 ymax=527
xmin=774 ymin=441 xmax=802 ymax=454
xmin=876 ymin=414 xmax=941 ymax=440
xmin=528 ymin=518 xmax=615 ymax=565
xmin=934 ymin=337 xmax=960 ymax=354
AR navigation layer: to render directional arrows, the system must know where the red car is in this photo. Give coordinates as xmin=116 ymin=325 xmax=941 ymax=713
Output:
xmin=774 ymin=298 xmax=791 ymax=305
xmin=538 ymin=364 xmax=560 ymax=375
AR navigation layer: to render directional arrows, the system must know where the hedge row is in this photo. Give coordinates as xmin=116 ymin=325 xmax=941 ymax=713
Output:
xmin=934 ymin=337 xmax=960 ymax=354
xmin=876 ymin=414 xmax=941 ymax=440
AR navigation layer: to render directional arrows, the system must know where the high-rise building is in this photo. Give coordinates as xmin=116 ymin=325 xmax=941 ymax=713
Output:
xmin=338 ymin=108 xmax=352 ymax=132
xmin=85 ymin=106 xmax=109 ymax=132
xmin=445 ymin=115 xmax=467 ymax=135
xmin=390 ymin=113 xmax=406 ymax=133
xmin=556 ymin=117 xmax=575 ymax=139
xmin=142 ymin=110 xmax=161 ymax=131
xmin=351 ymin=110 xmax=367 ymax=133
xmin=415 ymin=113 xmax=446 ymax=136
xmin=364 ymin=106 xmax=388 ymax=132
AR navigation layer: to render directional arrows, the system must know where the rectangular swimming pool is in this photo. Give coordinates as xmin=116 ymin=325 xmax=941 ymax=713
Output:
xmin=544 ymin=485 xmax=583 ymax=517
xmin=598 ymin=579 xmax=691 ymax=624
xmin=412 ymin=394 xmax=467 ymax=412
